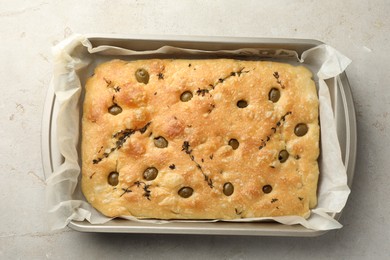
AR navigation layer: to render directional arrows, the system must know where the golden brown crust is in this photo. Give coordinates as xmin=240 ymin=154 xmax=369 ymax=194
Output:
xmin=81 ymin=59 xmax=319 ymax=219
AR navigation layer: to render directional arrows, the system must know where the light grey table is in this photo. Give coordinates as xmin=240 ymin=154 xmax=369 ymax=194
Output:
xmin=1 ymin=1 xmax=389 ymax=259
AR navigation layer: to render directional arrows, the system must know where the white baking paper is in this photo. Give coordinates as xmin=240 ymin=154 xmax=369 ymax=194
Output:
xmin=46 ymin=34 xmax=351 ymax=231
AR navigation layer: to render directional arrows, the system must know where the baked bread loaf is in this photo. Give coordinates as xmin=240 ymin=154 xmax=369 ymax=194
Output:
xmin=81 ymin=59 xmax=319 ymax=219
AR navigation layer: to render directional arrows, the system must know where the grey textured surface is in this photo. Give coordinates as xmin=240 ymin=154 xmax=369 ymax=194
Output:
xmin=1 ymin=0 xmax=389 ymax=259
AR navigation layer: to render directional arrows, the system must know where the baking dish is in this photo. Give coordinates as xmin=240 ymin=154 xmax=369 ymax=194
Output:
xmin=42 ymin=35 xmax=356 ymax=236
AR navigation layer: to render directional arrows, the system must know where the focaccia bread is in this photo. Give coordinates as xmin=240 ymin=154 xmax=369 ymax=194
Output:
xmin=82 ymin=59 xmax=319 ymax=219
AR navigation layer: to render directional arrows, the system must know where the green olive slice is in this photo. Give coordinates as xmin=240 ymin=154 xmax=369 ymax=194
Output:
xmin=178 ymin=187 xmax=193 ymax=198
xmin=262 ymin=184 xmax=272 ymax=194
xmin=237 ymin=100 xmax=248 ymax=108
xmin=294 ymin=123 xmax=308 ymax=137
xmin=180 ymin=91 xmax=193 ymax=102
xmin=143 ymin=167 xmax=158 ymax=181
xmin=278 ymin=150 xmax=289 ymax=163
xmin=269 ymin=88 xmax=280 ymax=103
xmin=108 ymin=105 xmax=122 ymax=115
xmin=108 ymin=171 xmax=119 ymax=186
xmin=223 ymin=182 xmax=234 ymax=196
xmin=135 ymin=68 xmax=149 ymax=84
xmin=228 ymin=139 xmax=239 ymax=150
xmin=154 ymin=136 xmax=168 ymax=148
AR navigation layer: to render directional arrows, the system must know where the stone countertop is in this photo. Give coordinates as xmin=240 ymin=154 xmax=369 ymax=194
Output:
xmin=1 ymin=1 xmax=389 ymax=259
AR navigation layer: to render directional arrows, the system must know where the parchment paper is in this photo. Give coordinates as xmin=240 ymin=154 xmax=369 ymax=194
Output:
xmin=46 ymin=34 xmax=351 ymax=231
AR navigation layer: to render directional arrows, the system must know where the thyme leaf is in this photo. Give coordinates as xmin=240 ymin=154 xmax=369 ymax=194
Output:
xmin=181 ymin=141 xmax=213 ymax=188
xmin=196 ymin=88 xmax=209 ymax=96
xmin=93 ymin=122 xmax=152 ymax=164
xmin=103 ymin=77 xmax=112 ymax=86
xmin=273 ymin=71 xmax=286 ymax=89
xmin=259 ymin=111 xmax=292 ymax=150
xmin=134 ymin=181 xmax=152 ymax=200
xmin=120 ymin=187 xmax=132 ymax=197
xmin=195 ymin=68 xmax=250 ymax=97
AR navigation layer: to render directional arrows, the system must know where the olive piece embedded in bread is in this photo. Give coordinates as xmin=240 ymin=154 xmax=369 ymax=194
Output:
xmin=107 ymin=172 xmax=119 ymax=186
xmin=223 ymin=182 xmax=234 ymax=196
xmin=294 ymin=123 xmax=308 ymax=137
xmin=278 ymin=150 xmax=289 ymax=163
xmin=178 ymin=187 xmax=193 ymax=198
xmin=262 ymin=184 xmax=272 ymax=194
xmin=228 ymin=139 xmax=239 ymax=150
xmin=269 ymin=88 xmax=280 ymax=103
xmin=108 ymin=104 xmax=122 ymax=115
xmin=180 ymin=91 xmax=193 ymax=102
xmin=154 ymin=136 xmax=168 ymax=148
xmin=135 ymin=68 xmax=149 ymax=84
xmin=143 ymin=167 xmax=158 ymax=181
xmin=236 ymin=100 xmax=248 ymax=108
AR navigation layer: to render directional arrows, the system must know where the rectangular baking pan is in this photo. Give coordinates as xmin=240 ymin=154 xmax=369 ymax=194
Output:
xmin=41 ymin=35 xmax=357 ymax=236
